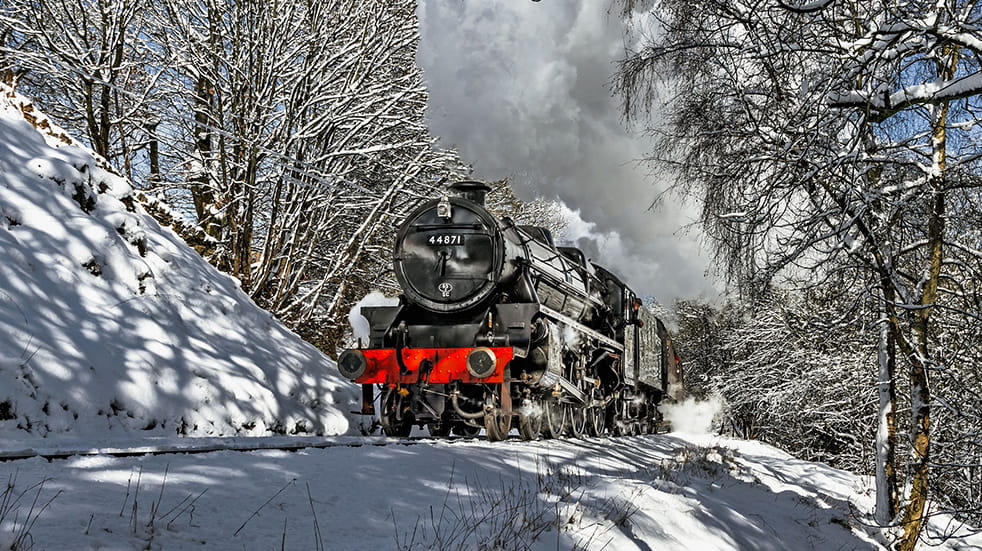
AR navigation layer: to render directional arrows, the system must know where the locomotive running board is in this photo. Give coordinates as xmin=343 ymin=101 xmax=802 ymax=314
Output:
xmin=538 ymin=305 xmax=624 ymax=352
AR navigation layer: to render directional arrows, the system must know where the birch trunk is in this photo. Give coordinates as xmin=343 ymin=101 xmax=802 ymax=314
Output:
xmin=875 ymin=289 xmax=898 ymax=525
xmin=896 ymin=43 xmax=956 ymax=551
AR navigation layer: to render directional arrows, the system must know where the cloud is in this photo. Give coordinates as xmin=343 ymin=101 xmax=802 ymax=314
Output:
xmin=417 ymin=0 xmax=721 ymax=304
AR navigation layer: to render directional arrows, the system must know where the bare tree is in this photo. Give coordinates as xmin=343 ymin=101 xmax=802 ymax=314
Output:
xmin=146 ymin=0 xmax=467 ymax=350
xmin=713 ymin=289 xmax=876 ymax=470
xmin=2 ymin=0 xmax=469 ymax=352
xmin=615 ymin=0 xmax=982 ymax=545
xmin=1 ymin=0 xmax=159 ymax=175
xmin=673 ymin=297 xmax=740 ymax=401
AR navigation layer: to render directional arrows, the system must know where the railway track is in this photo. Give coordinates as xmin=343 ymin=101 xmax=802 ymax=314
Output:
xmin=0 ymin=434 xmax=508 ymax=462
xmin=0 ymin=428 xmax=667 ymax=462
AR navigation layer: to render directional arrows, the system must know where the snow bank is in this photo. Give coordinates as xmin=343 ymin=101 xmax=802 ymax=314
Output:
xmin=0 ymin=85 xmax=359 ymax=446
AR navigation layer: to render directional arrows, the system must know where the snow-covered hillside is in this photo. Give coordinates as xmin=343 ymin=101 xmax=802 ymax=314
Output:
xmin=0 ymin=85 xmax=357 ymax=447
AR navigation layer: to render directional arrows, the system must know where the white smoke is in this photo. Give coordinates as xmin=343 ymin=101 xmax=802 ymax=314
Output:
xmin=561 ymin=323 xmax=580 ymax=349
xmin=416 ymin=1 xmax=722 ymax=304
xmin=660 ymin=394 xmax=725 ymax=435
xmin=347 ymin=291 xmax=400 ymax=345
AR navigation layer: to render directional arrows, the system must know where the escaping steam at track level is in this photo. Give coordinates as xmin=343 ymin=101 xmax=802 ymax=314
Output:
xmin=337 ymin=181 xmax=684 ymax=441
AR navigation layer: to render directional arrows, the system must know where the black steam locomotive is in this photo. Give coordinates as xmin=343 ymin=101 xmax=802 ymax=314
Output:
xmin=337 ymin=181 xmax=683 ymax=440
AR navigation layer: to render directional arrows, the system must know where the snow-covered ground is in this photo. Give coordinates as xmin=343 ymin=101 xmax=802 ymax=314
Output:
xmin=0 ymin=432 xmax=979 ymax=551
xmin=0 ymin=84 xmax=357 ymax=447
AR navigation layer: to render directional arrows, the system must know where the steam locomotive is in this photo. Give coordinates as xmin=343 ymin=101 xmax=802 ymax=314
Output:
xmin=337 ymin=181 xmax=683 ymax=440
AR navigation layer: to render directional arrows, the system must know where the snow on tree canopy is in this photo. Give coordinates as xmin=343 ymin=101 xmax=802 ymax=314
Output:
xmin=0 ymin=85 xmax=357 ymax=446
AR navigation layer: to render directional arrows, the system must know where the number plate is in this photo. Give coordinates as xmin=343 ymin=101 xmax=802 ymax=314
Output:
xmin=427 ymin=234 xmax=465 ymax=246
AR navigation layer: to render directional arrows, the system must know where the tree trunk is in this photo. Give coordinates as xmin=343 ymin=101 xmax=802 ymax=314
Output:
xmin=896 ymin=44 xmax=956 ymax=551
xmin=876 ymin=289 xmax=898 ymax=525
xmin=191 ymin=74 xmax=221 ymax=240
xmin=146 ymin=119 xmax=160 ymax=185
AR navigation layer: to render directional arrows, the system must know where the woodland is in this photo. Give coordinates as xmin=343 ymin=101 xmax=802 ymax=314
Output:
xmin=614 ymin=0 xmax=982 ymax=549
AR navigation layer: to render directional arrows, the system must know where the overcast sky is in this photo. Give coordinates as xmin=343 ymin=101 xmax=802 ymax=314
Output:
xmin=415 ymin=1 xmax=721 ymax=305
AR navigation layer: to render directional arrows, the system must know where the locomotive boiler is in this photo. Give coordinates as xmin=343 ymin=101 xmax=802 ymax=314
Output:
xmin=337 ymin=181 xmax=682 ymax=440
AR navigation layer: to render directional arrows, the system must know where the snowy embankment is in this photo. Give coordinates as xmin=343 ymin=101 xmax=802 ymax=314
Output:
xmin=1 ymin=433 xmax=980 ymax=551
xmin=0 ymin=84 xmax=358 ymax=447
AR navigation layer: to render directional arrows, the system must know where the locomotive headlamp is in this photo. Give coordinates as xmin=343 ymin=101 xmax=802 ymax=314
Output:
xmin=437 ymin=196 xmax=452 ymax=219
xmin=337 ymin=350 xmax=367 ymax=379
xmin=466 ymin=347 xmax=497 ymax=378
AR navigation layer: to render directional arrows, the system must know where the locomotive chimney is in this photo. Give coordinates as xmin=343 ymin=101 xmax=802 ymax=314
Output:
xmin=449 ymin=180 xmax=492 ymax=206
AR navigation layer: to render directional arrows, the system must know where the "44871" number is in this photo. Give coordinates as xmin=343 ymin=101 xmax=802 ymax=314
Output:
xmin=427 ymin=234 xmax=464 ymax=246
